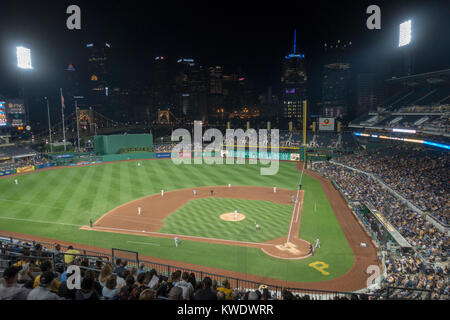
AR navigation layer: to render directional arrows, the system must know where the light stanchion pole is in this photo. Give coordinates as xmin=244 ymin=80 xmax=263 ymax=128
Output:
xmin=45 ymin=97 xmax=53 ymax=153
xmin=75 ymin=100 xmax=80 ymax=152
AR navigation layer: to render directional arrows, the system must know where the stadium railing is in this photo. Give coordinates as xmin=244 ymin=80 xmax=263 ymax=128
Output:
xmin=1 ymin=234 xmax=437 ymax=300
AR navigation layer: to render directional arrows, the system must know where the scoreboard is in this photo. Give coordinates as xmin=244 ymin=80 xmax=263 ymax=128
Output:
xmin=0 ymin=101 xmax=7 ymax=126
xmin=0 ymin=99 xmax=26 ymax=129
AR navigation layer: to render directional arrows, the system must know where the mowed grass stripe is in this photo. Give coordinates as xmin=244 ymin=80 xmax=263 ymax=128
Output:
xmin=52 ymin=167 xmax=92 ymax=221
xmin=126 ymin=161 xmax=144 ymax=200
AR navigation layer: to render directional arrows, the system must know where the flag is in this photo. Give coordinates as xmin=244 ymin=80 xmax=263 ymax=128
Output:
xmin=60 ymin=89 xmax=65 ymax=109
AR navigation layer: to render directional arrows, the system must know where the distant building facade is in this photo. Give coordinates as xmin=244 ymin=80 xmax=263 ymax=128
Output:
xmin=321 ymin=40 xmax=353 ymax=119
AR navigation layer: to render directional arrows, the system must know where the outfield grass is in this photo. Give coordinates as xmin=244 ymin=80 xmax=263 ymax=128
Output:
xmin=0 ymin=159 xmax=354 ymax=283
xmin=158 ymin=198 xmax=293 ymax=242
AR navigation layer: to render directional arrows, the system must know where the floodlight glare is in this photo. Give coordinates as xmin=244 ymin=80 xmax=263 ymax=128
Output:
xmin=399 ymin=20 xmax=412 ymax=47
xmin=17 ymin=46 xmax=32 ymax=69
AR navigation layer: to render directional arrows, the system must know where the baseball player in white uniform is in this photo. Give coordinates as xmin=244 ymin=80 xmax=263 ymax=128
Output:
xmin=174 ymin=236 xmax=179 ymax=247
xmin=14 ymin=179 xmax=18 ymax=185
xmin=137 ymin=162 xmax=141 ymax=167
xmin=234 ymin=210 xmax=238 ymax=220
xmin=161 ymin=189 xmax=164 ymax=197
xmin=273 ymin=186 xmax=277 ymax=193
xmin=228 ymin=183 xmax=231 ymax=188
xmin=138 ymin=207 xmax=142 ymax=215
xmin=255 ymin=221 xmax=260 ymax=230
xmin=315 ymin=238 xmax=320 ymax=249
xmin=193 ymin=189 xmax=197 ymax=196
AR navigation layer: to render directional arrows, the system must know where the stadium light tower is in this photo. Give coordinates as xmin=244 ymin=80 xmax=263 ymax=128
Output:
xmin=16 ymin=46 xmax=33 ymax=69
xmin=398 ymin=20 xmax=412 ymax=47
xmin=16 ymin=46 xmax=33 ymax=126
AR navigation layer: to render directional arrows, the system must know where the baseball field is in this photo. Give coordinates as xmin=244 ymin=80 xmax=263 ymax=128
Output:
xmin=0 ymin=159 xmax=378 ymax=291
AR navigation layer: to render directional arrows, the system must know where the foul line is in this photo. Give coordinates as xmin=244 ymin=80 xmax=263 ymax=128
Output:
xmin=91 ymin=225 xmax=277 ymax=247
xmin=287 ymin=189 xmax=300 ymax=241
xmin=0 ymin=198 xmax=97 ymax=216
xmin=127 ymin=241 xmax=161 ymax=247
xmin=0 ymin=216 xmax=82 ymax=227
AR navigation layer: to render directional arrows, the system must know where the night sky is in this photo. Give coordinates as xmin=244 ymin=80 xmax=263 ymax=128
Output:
xmin=1 ymin=0 xmax=449 ymax=106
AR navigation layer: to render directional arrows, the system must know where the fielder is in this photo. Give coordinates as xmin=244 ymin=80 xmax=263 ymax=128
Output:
xmin=273 ymin=186 xmax=277 ymax=193
xmin=14 ymin=179 xmax=18 ymax=185
xmin=138 ymin=207 xmax=142 ymax=216
xmin=193 ymin=189 xmax=197 ymax=196
xmin=89 ymin=219 xmax=93 ymax=228
xmin=174 ymin=236 xmax=179 ymax=247
xmin=255 ymin=221 xmax=260 ymax=230
xmin=291 ymin=194 xmax=295 ymax=203
xmin=161 ymin=189 xmax=164 ymax=197
xmin=315 ymin=238 xmax=320 ymax=249
xmin=137 ymin=162 xmax=141 ymax=167
xmin=308 ymin=244 xmax=314 ymax=255
xmin=228 ymin=183 xmax=231 ymax=188
xmin=234 ymin=209 xmax=238 ymax=220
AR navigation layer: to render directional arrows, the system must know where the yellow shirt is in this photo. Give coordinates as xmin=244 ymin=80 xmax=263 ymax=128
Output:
xmin=217 ymin=287 xmax=232 ymax=300
xmin=33 ymin=276 xmax=61 ymax=293
xmin=64 ymin=249 xmax=80 ymax=264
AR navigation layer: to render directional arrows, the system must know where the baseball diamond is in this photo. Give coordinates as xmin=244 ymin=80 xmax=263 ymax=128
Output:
xmin=0 ymin=159 xmax=378 ymax=290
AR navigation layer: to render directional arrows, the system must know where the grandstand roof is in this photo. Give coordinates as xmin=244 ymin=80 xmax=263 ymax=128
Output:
xmin=386 ymin=69 xmax=450 ymax=87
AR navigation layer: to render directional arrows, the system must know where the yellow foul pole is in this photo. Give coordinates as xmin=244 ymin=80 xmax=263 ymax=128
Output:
xmin=302 ymin=100 xmax=307 ymax=145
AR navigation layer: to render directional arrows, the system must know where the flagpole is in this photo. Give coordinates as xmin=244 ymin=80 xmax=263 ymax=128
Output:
xmin=60 ymin=88 xmax=66 ymax=151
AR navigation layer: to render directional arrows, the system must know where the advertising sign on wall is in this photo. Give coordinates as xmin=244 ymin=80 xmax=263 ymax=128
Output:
xmin=319 ymin=117 xmax=335 ymax=131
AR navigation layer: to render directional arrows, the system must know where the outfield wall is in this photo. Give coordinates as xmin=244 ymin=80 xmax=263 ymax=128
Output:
xmin=102 ymin=152 xmax=156 ymax=162
xmin=94 ymin=134 xmax=154 ymax=155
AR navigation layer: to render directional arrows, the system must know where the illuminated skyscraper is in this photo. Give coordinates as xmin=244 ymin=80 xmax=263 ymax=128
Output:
xmin=281 ymin=29 xmax=307 ymax=126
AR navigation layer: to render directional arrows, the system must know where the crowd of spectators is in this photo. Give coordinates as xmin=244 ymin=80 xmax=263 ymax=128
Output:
xmin=335 ymin=145 xmax=449 ymax=226
xmin=312 ymin=160 xmax=449 ymax=299
xmin=0 ymin=238 xmax=390 ymax=301
xmin=380 ymin=252 xmax=449 ymax=299
xmin=0 ymin=155 xmax=51 ymax=171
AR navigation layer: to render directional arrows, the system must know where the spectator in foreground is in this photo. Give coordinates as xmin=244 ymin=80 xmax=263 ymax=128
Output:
xmin=33 ymin=260 xmax=60 ymax=293
xmin=168 ymin=286 xmax=183 ymax=300
xmin=217 ymin=279 xmax=232 ymax=300
xmin=0 ymin=266 xmax=30 ymax=300
xmin=27 ymin=271 xmax=60 ymax=300
xmin=194 ymin=277 xmax=217 ymax=300
xmin=64 ymin=246 xmax=80 ymax=264
xmin=75 ymin=276 xmax=99 ymax=301
xmin=175 ymin=272 xmax=194 ymax=300
xmin=98 ymin=263 xmax=113 ymax=287
xmin=102 ymin=275 xmax=119 ymax=300
xmin=139 ymin=288 xmax=157 ymax=300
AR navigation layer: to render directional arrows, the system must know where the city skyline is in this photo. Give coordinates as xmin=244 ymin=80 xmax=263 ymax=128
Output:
xmin=1 ymin=0 xmax=450 ymax=128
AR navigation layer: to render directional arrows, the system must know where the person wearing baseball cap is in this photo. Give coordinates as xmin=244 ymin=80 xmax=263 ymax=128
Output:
xmin=27 ymin=271 xmax=60 ymax=300
xmin=0 ymin=266 xmax=31 ymax=300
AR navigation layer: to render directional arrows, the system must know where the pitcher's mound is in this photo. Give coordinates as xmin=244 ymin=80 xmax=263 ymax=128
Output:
xmin=220 ymin=212 xmax=246 ymax=222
